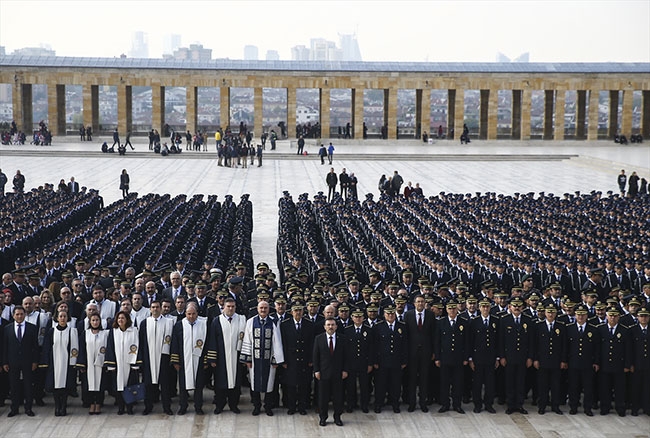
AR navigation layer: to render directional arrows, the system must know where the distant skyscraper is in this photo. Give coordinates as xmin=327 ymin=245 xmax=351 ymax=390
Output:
xmin=164 ymin=44 xmax=212 ymax=61
xmin=244 ymin=45 xmax=259 ymax=60
xmin=0 ymin=46 xmax=5 ymax=56
xmin=339 ymin=34 xmax=362 ymax=61
xmin=496 ymin=52 xmax=511 ymax=63
xmin=163 ymin=34 xmax=181 ymax=56
xmin=129 ymin=31 xmax=149 ymax=58
xmin=12 ymin=46 xmax=56 ymax=57
xmin=265 ymin=50 xmax=280 ymax=61
xmin=291 ymin=45 xmax=310 ymax=61
xmin=496 ymin=52 xmax=529 ymax=62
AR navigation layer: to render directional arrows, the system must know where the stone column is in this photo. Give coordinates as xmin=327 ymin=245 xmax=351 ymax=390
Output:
xmin=521 ymin=89 xmax=531 ymax=140
xmin=287 ymin=86 xmax=296 ymax=139
xmin=151 ymin=86 xmax=165 ymax=135
xmin=453 ymin=89 xmax=464 ymax=141
xmin=587 ymin=90 xmax=599 ymax=140
xmin=608 ymin=90 xmax=619 ymax=138
xmin=83 ymin=84 xmax=99 ymax=133
xmin=352 ymin=88 xmax=364 ymax=139
xmin=447 ymin=89 xmax=456 ymax=139
xmin=479 ymin=89 xmax=489 ymax=140
xmin=642 ymin=90 xmax=650 ymax=138
xmin=14 ymin=83 xmax=32 ymax=133
xmin=253 ymin=87 xmax=263 ymax=136
xmin=415 ymin=88 xmax=429 ymax=139
xmin=386 ymin=88 xmax=398 ymax=139
xmin=319 ymin=87 xmax=330 ymax=139
xmin=620 ymin=89 xmax=634 ymax=136
xmin=511 ymin=90 xmax=521 ymax=139
xmin=554 ymin=90 xmax=565 ymax=140
xmin=48 ymin=83 xmax=66 ymax=136
xmin=544 ymin=90 xmax=554 ymax=140
xmin=576 ymin=90 xmax=587 ymax=139
xmin=487 ymin=89 xmax=499 ymax=140
xmin=219 ymin=86 xmax=230 ymax=130
xmin=117 ymin=85 xmax=132 ymax=136
xmin=186 ymin=86 xmax=197 ymax=134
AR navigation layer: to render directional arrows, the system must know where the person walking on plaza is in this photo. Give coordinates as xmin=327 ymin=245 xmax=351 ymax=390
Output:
xmin=297 ymin=136 xmax=305 ymax=155
xmin=112 ymin=128 xmax=120 ymax=149
xmin=319 ymin=144 xmax=327 ymax=165
xmin=124 ymin=131 xmax=134 ymax=150
xmin=617 ymin=169 xmax=627 ymax=195
xmin=327 ymin=142 xmax=335 ymax=164
xmin=256 ymin=144 xmax=263 ymax=167
xmin=119 ymin=169 xmax=130 ymax=198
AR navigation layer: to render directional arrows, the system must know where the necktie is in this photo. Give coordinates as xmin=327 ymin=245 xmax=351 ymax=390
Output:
xmin=610 ymin=327 xmax=614 ymax=336
xmin=450 ymin=319 xmax=455 ymax=328
xmin=200 ymin=299 xmax=204 ymax=308
xmin=329 ymin=336 xmax=334 ymax=355
xmin=484 ymin=319 xmax=489 ymax=328
xmin=260 ymin=318 xmax=265 ymax=326
xmin=228 ymin=317 xmax=232 ymax=323
xmin=515 ymin=317 xmax=520 ymax=326
xmin=296 ymin=322 xmax=300 ymax=332
xmin=356 ymin=327 xmax=361 ymax=335
xmin=579 ymin=326 xmax=583 ymax=335
xmin=549 ymin=323 xmax=553 ymax=332
xmin=418 ymin=313 xmax=423 ymax=329
xmin=17 ymin=323 xmax=22 ymax=341
xmin=390 ymin=324 xmax=394 ymax=332
xmin=643 ymin=328 xmax=647 ymax=336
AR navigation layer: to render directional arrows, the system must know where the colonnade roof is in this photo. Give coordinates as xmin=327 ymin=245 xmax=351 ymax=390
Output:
xmin=1 ymin=55 xmax=649 ymax=74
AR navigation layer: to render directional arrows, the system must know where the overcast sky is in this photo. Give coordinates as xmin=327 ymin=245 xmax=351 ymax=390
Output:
xmin=1 ymin=0 xmax=648 ymax=62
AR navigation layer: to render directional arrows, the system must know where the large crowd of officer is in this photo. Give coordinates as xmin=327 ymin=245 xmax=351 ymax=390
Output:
xmin=0 ymin=186 xmax=649 ymax=424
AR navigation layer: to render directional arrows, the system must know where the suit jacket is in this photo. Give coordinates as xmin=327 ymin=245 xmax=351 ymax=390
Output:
xmin=280 ymin=318 xmax=314 ymax=385
xmin=187 ymin=296 xmax=217 ymax=318
xmin=344 ymin=324 xmax=374 ymax=371
xmin=597 ymin=324 xmax=633 ymax=372
xmin=467 ymin=315 xmax=500 ymax=365
xmin=490 ymin=273 xmax=514 ymax=294
xmin=162 ymin=286 xmax=186 ymax=301
xmin=533 ymin=320 xmax=566 ymax=368
xmin=312 ymin=332 xmax=347 ymax=380
xmin=629 ymin=324 xmax=650 ymax=370
xmin=498 ymin=313 xmax=534 ymax=363
xmin=434 ymin=317 xmax=468 ymax=365
xmin=2 ymin=321 xmax=39 ymax=368
xmin=564 ymin=323 xmax=600 ymax=370
xmin=373 ymin=320 xmax=408 ymax=368
xmin=404 ymin=309 xmax=435 ymax=359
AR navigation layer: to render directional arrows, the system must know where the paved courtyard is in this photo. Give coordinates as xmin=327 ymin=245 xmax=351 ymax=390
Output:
xmin=0 ymin=137 xmax=649 ymax=437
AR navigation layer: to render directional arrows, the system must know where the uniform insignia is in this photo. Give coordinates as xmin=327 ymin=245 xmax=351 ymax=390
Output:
xmin=587 ymin=332 xmax=592 ymax=338
xmin=196 ymin=339 xmax=204 ymax=348
xmin=398 ymin=328 xmax=402 ymax=334
xmin=459 ymin=325 xmax=464 ymax=331
xmin=522 ymin=323 xmax=527 ymax=330
xmin=129 ymin=344 xmax=138 ymax=354
xmin=616 ymin=333 xmax=621 ymax=339
xmin=164 ymin=335 xmax=171 ymax=344
xmin=507 ymin=326 xmax=513 ymax=329
xmin=555 ymin=328 xmax=560 ymax=335
xmin=71 ymin=348 xmax=78 ymax=358
xmin=99 ymin=346 xmax=106 ymax=354
xmin=363 ymin=331 xmax=367 ymax=337
xmin=492 ymin=323 xmax=496 ymax=329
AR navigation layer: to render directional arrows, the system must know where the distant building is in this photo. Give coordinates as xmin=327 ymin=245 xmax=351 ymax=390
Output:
xmin=0 ymin=46 xmax=5 ymax=56
xmin=129 ymin=31 xmax=148 ymax=58
xmin=165 ymin=44 xmax=212 ymax=61
xmin=296 ymin=105 xmax=319 ymax=124
xmin=310 ymin=38 xmax=342 ymax=61
xmin=495 ymin=52 xmax=529 ymax=63
xmin=163 ymin=34 xmax=181 ymax=56
xmin=339 ymin=34 xmax=362 ymax=61
xmin=291 ymin=45 xmax=310 ymax=61
xmin=12 ymin=46 xmax=56 ymax=57
xmin=244 ymin=45 xmax=259 ymax=60
xmin=265 ymin=50 xmax=280 ymax=61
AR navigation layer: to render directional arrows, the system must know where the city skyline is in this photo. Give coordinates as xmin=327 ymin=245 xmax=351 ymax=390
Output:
xmin=1 ymin=0 xmax=648 ymax=63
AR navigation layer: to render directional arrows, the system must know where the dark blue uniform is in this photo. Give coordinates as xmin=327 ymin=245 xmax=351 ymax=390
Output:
xmin=533 ymin=319 xmax=566 ymax=413
xmin=498 ymin=313 xmax=534 ymax=413
xmin=344 ymin=324 xmax=374 ymax=412
xmin=565 ymin=322 xmax=600 ymax=414
xmin=434 ymin=317 xmax=468 ymax=411
xmin=373 ymin=320 xmax=407 ymax=412
xmin=597 ymin=324 xmax=633 ymax=416
xmin=467 ymin=315 xmax=500 ymax=412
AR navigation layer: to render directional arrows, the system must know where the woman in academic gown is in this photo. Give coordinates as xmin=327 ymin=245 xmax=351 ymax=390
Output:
xmin=105 ymin=310 xmax=140 ymax=415
xmin=78 ymin=313 xmax=109 ymax=414
xmin=40 ymin=309 xmax=79 ymax=416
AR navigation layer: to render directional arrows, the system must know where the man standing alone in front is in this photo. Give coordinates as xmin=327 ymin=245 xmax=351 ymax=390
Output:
xmin=326 ymin=168 xmax=338 ymax=202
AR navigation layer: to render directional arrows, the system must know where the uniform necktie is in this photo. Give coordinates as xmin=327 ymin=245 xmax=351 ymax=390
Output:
xmin=643 ymin=328 xmax=647 ymax=336
xmin=356 ymin=327 xmax=361 ymax=335
xmin=390 ymin=323 xmax=394 ymax=332
xmin=515 ymin=317 xmax=520 ymax=326
xmin=610 ymin=327 xmax=614 ymax=336
xmin=549 ymin=323 xmax=553 ymax=332
xmin=260 ymin=318 xmax=265 ymax=326
xmin=450 ymin=319 xmax=455 ymax=328
xmin=17 ymin=323 xmax=22 ymax=341
xmin=484 ymin=318 xmax=489 ymax=328
xmin=579 ymin=326 xmax=583 ymax=335
xmin=329 ymin=336 xmax=334 ymax=355
xmin=418 ymin=313 xmax=423 ymax=329
xmin=296 ymin=322 xmax=300 ymax=332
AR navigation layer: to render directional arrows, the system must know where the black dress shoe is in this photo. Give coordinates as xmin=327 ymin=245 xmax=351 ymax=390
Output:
xmin=617 ymin=410 xmax=626 ymax=417
xmin=25 ymin=410 xmax=35 ymax=417
xmin=455 ymin=407 xmax=465 ymax=414
xmin=630 ymin=410 xmax=638 ymax=417
xmin=345 ymin=408 xmax=353 ymax=413
xmin=334 ymin=418 xmax=343 ymax=426
xmin=374 ymin=407 xmax=382 ymax=414
xmin=407 ymin=406 xmax=415 ymax=412
xmin=127 ymin=406 xmax=134 ymax=415
xmin=473 ymin=407 xmax=481 ymax=414
xmin=519 ymin=408 xmax=528 ymax=415
xmin=438 ymin=406 xmax=449 ymax=413
xmin=299 ymin=410 xmax=307 ymax=415
xmin=505 ymin=408 xmax=514 ymax=415
xmin=569 ymin=408 xmax=577 ymax=415
xmin=538 ymin=408 xmax=545 ymax=415
xmin=35 ymin=399 xmax=45 ymax=407
xmin=361 ymin=407 xmax=369 ymax=413
xmin=214 ymin=407 xmax=223 ymax=414
xmin=393 ymin=407 xmax=400 ymax=413
xmin=552 ymin=408 xmax=563 ymax=415
xmin=486 ymin=407 xmax=496 ymax=414
xmin=265 ymin=409 xmax=274 ymax=416
xmin=319 ymin=419 xmax=327 ymax=426
xmin=231 ymin=407 xmax=241 ymax=414
xmin=142 ymin=408 xmax=151 ymax=416
xmin=252 ymin=407 xmax=260 ymax=416
xmin=177 ymin=408 xmax=187 ymax=415
xmin=600 ymin=410 xmax=609 ymax=415
xmin=117 ymin=409 xmax=125 ymax=416
xmin=421 ymin=406 xmax=429 ymax=413
xmin=584 ymin=410 xmax=593 ymax=417
xmin=287 ymin=409 xmax=295 ymax=415
xmin=195 ymin=408 xmax=204 ymax=415
xmin=164 ymin=409 xmax=174 ymax=415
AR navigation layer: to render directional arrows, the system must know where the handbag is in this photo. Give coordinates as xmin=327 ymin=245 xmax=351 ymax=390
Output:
xmin=122 ymin=382 xmax=145 ymax=404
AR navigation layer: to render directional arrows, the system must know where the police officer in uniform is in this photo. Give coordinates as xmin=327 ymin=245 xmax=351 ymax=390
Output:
xmin=280 ymin=302 xmax=314 ymax=415
xmin=597 ymin=306 xmax=632 ymax=416
xmin=435 ymin=299 xmax=468 ymax=413
xmin=565 ymin=304 xmax=599 ymax=416
xmin=629 ymin=304 xmax=650 ymax=416
xmin=533 ymin=305 xmax=567 ymax=415
xmin=373 ymin=305 xmax=407 ymax=413
xmin=467 ymin=297 xmax=499 ymax=413
xmin=344 ymin=308 xmax=374 ymax=413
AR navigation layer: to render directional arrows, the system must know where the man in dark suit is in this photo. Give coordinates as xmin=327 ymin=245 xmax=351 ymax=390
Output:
xmin=630 ymin=305 xmax=650 ymax=416
xmin=404 ymin=295 xmax=435 ymax=412
xmin=565 ymin=304 xmax=599 ymax=416
xmin=499 ymin=297 xmax=534 ymax=414
xmin=344 ymin=308 xmax=374 ymax=413
xmin=533 ymin=305 xmax=567 ymax=415
xmin=186 ymin=282 xmax=216 ymax=318
xmin=373 ymin=305 xmax=408 ymax=414
xmin=434 ymin=299 xmax=468 ymax=414
xmin=313 ymin=317 xmax=348 ymax=426
xmin=162 ymin=271 xmax=186 ymax=302
xmin=2 ymin=306 xmax=39 ymax=417
xmin=67 ymin=177 xmax=79 ymax=193
xmin=280 ymin=303 xmax=314 ymax=415
xmin=597 ymin=307 xmax=633 ymax=417
xmin=467 ymin=297 xmax=500 ymax=413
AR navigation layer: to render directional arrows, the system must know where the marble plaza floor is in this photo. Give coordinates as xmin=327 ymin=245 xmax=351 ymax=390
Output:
xmin=0 ymin=136 xmax=649 ymax=437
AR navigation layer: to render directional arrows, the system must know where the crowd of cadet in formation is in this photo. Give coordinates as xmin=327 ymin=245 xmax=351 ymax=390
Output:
xmin=1 ymin=180 xmax=647 ymax=426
